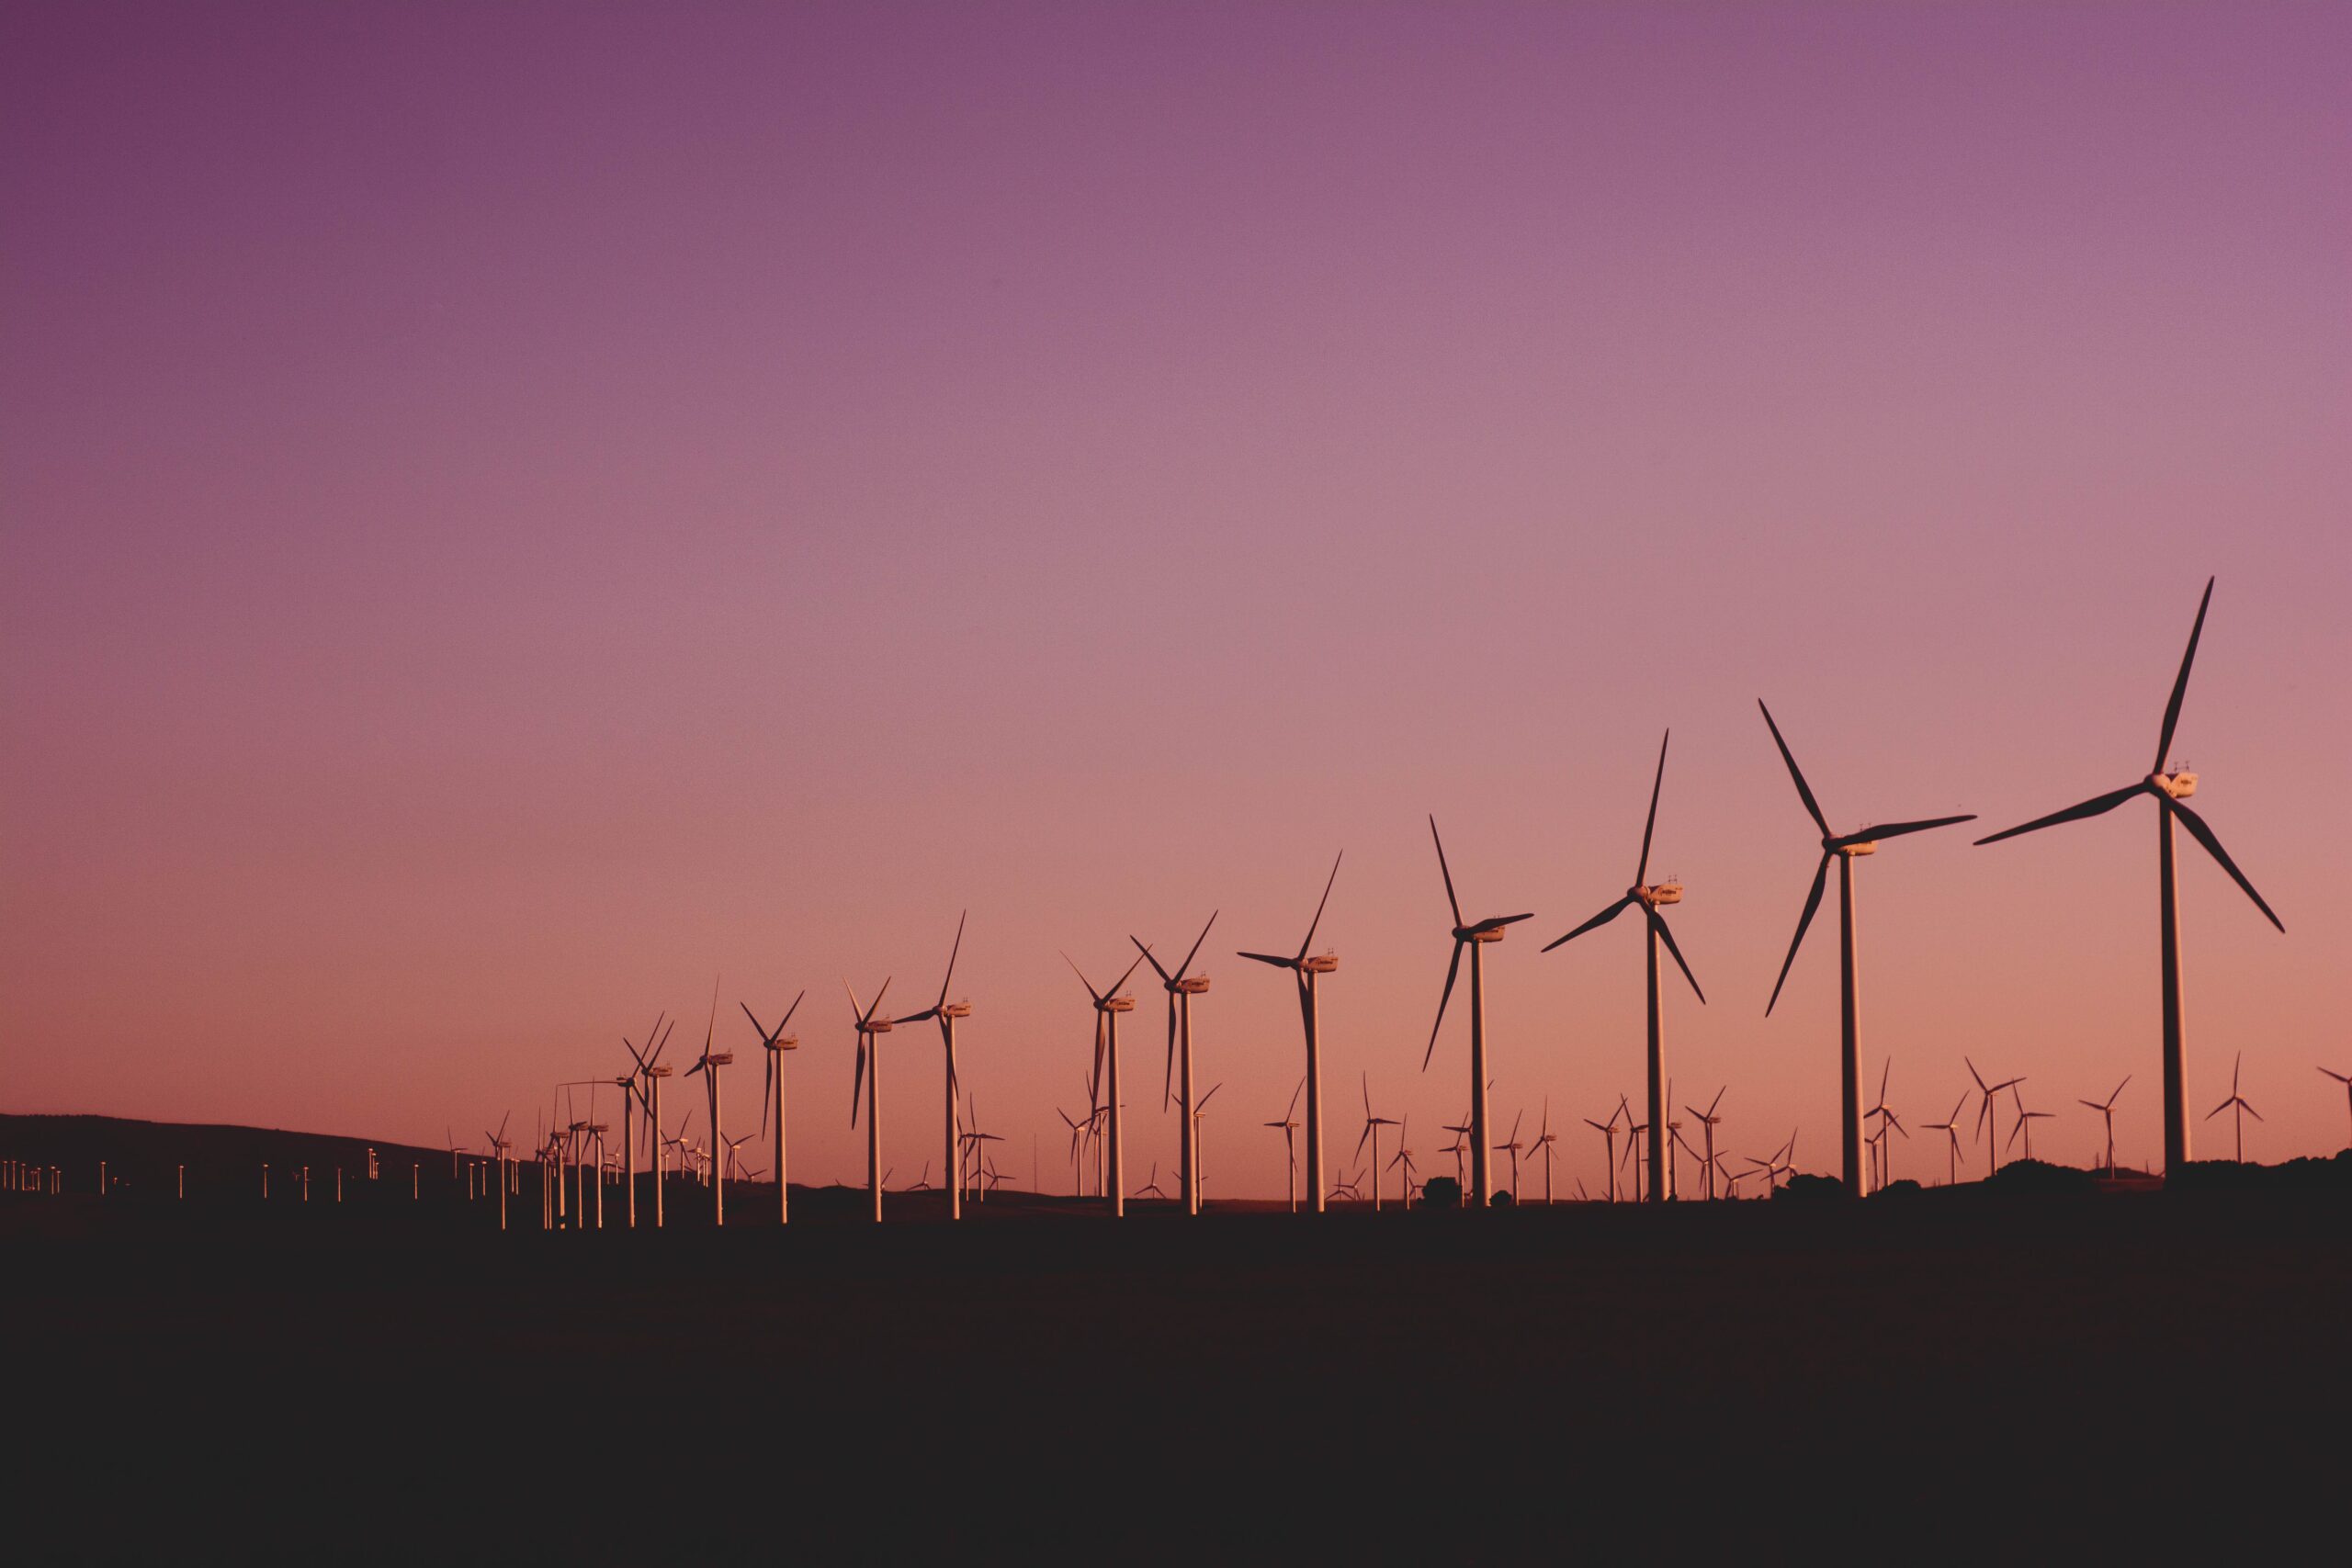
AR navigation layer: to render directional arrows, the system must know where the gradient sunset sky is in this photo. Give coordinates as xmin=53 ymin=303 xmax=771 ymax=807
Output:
xmin=5 ymin=2 xmax=2347 ymax=1198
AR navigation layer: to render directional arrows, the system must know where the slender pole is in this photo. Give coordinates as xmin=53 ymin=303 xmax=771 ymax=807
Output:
xmin=651 ymin=1077 xmax=665 ymax=1228
xmin=1470 ymin=942 xmax=1491 ymax=1209
xmin=1839 ymin=854 xmax=1863 ymax=1197
xmin=1645 ymin=921 xmax=1665 ymax=1203
xmin=1180 ymin=994 xmax=1197 ymax=1216
xmin=944 ymin=1019 xmax=961 ymax=1223
xmin=1107 ymin=1013 xmax=1125 ymax=1218
xmin=711 ymin=1067 xmax=726 ymax=1227
xmin=622 ymin=1091 xmax=635 ymax=1228
xmin=2159 ymin=807 xmax=2188 ymax=1174
xmin=1303 ymin=974 xmax=1325 ymax=1215
xmin=867 ymin=1040 xmax=883 ymax=1223
xmin=775 ymin=1050 xmax=789 ymax=1226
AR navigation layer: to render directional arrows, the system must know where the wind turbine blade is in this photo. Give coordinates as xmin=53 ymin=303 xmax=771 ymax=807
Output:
xmin=1286 ymin=1077 xmax=1304 ymax=1120
xmin=647 ymin=1018 xmax=675 ymax=1070
xmin=1429 ymin=817 xmax=1464 ymax=929
xmin=739 ymin=1000 xmax=770 ymax=1043
xmin=1757 ymin=701 xmax=1829 ymax=837
xmin=937 ymin=908 xmax=967 ymax=1006
xmin=1297 ymin=850 xmax=1343 ymax=960
xmin=1163 ymin=995 xmax=1177 ymax=1112
xmin=864 ymin=976 xmax=892 ymax=1023
xmin=1649 ymin=911 xmax=1705 ymax=1004
xmin=1237 ymin=951 xmax=1295 ymax=968
xmin=843 ymin=979 xmax=865 ymax=1022
xmin=1421 ymin=940 xmax=1464 ymax=1071
xmin=1132 ymin=935 xmax=1172 ymax=985
xmin=778 ymin=987 xmax=805 ymax=1032
xmin=1061 ymin=951 xmax=1102 ymax=1002
xmin=1973 ymin=784 xmax=2143 ymax=845
xmin=2154 ymin=577 xmax=2214 ymax=773
xmin=850 ymin=1040 xmax=866 ymax=1127
xmin=2166 ymin=799 xmax=2283 ymax=931
xmin=1111 ymin=948 xmax=1151 ymax=996
xmin=1543 ymin=895 xmax=1634 ymax=953
xmin=1846 ymin=814 xmax=1977 ymax=843
xmin=1177 ymin=910 xmax=1217 ymax=980
xmin=1765 ymin=853 xmax=1831 ymax=1016
xmin=1636 ymin=729 xmax=1669 ymax=885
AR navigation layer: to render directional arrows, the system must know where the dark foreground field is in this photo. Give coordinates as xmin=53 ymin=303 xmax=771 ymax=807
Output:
xmin=7 ymin=1169 xmax=2351 ymax=1562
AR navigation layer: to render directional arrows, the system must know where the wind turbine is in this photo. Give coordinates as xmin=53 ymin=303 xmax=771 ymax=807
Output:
xmin=1239 ymin=852 xmax=1342 ymax=1215
xmin=2007 ymin=1101 xmax=2055 ymax=1163
xmin=616 ymin=1012 xmax=668 ymax=1229
xmin=1758 ymin=700 xmax=1974 ymax=1196
xmin=483 ymin=1113 xmax=512 ymax=1231
xmin=742 ymin=991 xmax=804 ymax=1224
xmin=1133 ymin=1162 xmax=1170 ymax=1201
xmin=1353 ymin=1073 xmax=1401 ymax=1213
xmin=1189 ymin=1082 xmax=1223 ymax=1207
xmin=1966 ymin=1057 xmax=2023 ymax=1181
xmin=1064 ymin=949 xmax=1148 ymax=1218
xmin=1546 ymin=732 xmax=1704 ymax=1204
xmin=2320 ymin=1066 xmax=2352 ymax=1149
xmin=1419 ymin=818 xmax=1533 ymax=1210
xmin=1492 ymin=1111 xmax=1526 ymax=1201
xmin=845 ymin=977 xmax=896 ymax=1223
xmin=1864 ymin=1062 xmax=1905 ymax=1191
xmin=2206 ymin=1053 xmax=2262 ymax=1164
xmin=1133 ymin=910 xmax=1217 ymax=1217
xmin=1921 ymin=1096 xmax=1968 ymax=1186
xmin=1529 ymin=1103 xmax=1559 ymax=1204
xmin=1583 ymin=1104 xmax=1625 ymax=1202
xmin=1974 ymin=579 xmax=2282 ymax=1176
xmin=1684 ymin=1089 xmax=1725 ymax=1200
xmin=1264 ymin=1079 xmax=1304 ymax=1213
xmin=1387 ymin=1116 xmax=1419 ymax=1208
xmin=682 ymin=979 xmax=733 ymax=1225
xmin=892 ymin=913 xmax=973 ymax=1221
xmin=2080 ymin=1076 xmax=2130 ymax=1178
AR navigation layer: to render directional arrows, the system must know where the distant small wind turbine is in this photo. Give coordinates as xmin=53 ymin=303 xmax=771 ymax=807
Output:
xmin=1491 ymin=1110 xmax=1527 ymax=1201
xmin=1133 ymin=1162 xmax=1170 ymax=1201
xmin=1419 ymin=818 xmax=1534 ymax=1210
xmin=1064 ymin=948 xmax=1149 ymax=1218
xmin=1386 ymin=1116 xmax=1419 ymax=1208
xmin=2079 ymin=1076 xmax=2130 ymax=1178
xmin=1583 ymin=1104 xmax=1625 ymax=1202
xmin=1920 ymin=1096 xmax=1967 ymax=1186
xmin=1238 ymin=852 xmax=1343 ymax=1216
xmin=2006 ymin=1087 xmax=2055 ymax=1163
xmin=1966 ymin=1057 xmax=2023 ymax=1181
xmin=681 ymin=979 xmax=733 ymax=1225
xmin=1353 ymin=1073 xmax=1401 ymax=1213
xmin=742 ymin=991 xmax=804 ymax=1224
xmin=1546 ymin=732 xmax=1704 ymax=1204
xmin=1864 ymin=1062 xmax=1905 ymax=1190
xmin=2205 ymin=1053 xmax=2262 ymax=1164
xmin=846 ymin=976 xmax=896 ymax=1223
xmin=1529 ymin=1103 xmax=1559 ymax=1204
xmin=1974 ymin=579 xmax=2282 ymax=1175
xmin=1265 ymin=1079 xmax=1305 ymax=1213
xmin=1190 ymin=1082 xmax=1222 ymax=1206
xmin=1134 ymin=909 xmax=1217 ymax=1217
xmin=1684 ymin=1089 xmax=1725 ymax=1200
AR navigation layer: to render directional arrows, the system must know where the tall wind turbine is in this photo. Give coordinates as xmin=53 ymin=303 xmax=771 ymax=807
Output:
xmin=1064 ymin=949 xmax=1148 ymax=1218
xmin=845 ymin=977 xmax=895 ymax=1223
xmin=1419 ymin=818 xmax=1533 ymax=1210
xmin=1974 ymin=579 xmax=2282 ymax=1176
xmin=1758 ymin=701 xmax=1974 ymax=1196
xmin=742 ymin=991 xmax=804 ymax=1224
xmin=682 ymin=979 xmax=732 ymax=1225
xmin=2080 ymin=1076 xmax=2130 ymax=1178
xmin=893 ymin=913 xmax=973 ymax=1220
xmin=1546 ymin=732 xmax=1704 ymax=1203
xmin=1238 ymin=852 xmax=1342 ymax=1216
xmin=1133 ymin=911 xmax=1217 ymax=1217
xmin=2206 ymin=1053 xmax=2262 ymax=1164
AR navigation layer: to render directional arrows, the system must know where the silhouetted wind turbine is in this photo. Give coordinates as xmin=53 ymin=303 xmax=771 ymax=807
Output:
xmin=2320 ymin=1066 xmax=2352 ymax=1149
xmin=1685 ymin=1089 xmax=1725 ymax=1200
xmin=483 ymin=1112 xmax=512 ymax=1230
xmin=893 ymin=913 xmax=973 ymax=1221
xmin=1238 ymin=852 xmax=1342 ymax=1216
xmin=1191 ymin=1082 xmax=1222 ymax=1205
xmin=1546 ymin=732 xmax=1703 ymax=1203
xmin=1353 ymin=1073 xmax=1400 ymax=1213
xmin=1419 ymin=818 xmax=1533 ymax=1210
xmin=1387 ymin=1115 xmax=1419 ymax=1208
xmin=617 ymin=1013 xmax=669 ymax=1228
xmin=1966 ymin=1057 xmax=2023 ymax=1181
xmin=1133 ymin=910 xmax=1217 ymax=1217
xmin=682 ymin=978 xmax=733 ymax=1225
xmin=1264 ymin=1079 xmax=1304 ymax=1213
xmin=2206 ymin=1053 xmax=2262 ymax=1164
xmin=1492 ymin=1110 xmax=1526 ymax=1201
xmin=742 ymin=991 xmax=804 ymax=1224
xmin=1065 ymin=949 xmax=1148 ymax=1218
xmin=1921 ymin=1097 xmax=1967 ymax=1186
xmin=2079 ymin=1076 xmax=2130 ymax=1178
xmin=1530 ymin=1102 xmax=1559 ymax=1204
xmin=1975 ymin=579 xmax=2282 ymax=1175
xmin=846 ymin=977 xmax=895 ymax=1223
xmin=1864 ymin=1061 xmax=1905 ymax=1191
xmin=2006 ymin=1085 xmax=2054 ymax=1163
xmin=1758 ymin=700 xmax=1973 ymax=1196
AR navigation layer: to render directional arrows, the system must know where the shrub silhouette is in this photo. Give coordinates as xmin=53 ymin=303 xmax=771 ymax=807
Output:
xmin=1779 ymin=1172 xmax=1845 ymax=1203
xmin=1419 ymin=1175 xmax=1461 ymax=1209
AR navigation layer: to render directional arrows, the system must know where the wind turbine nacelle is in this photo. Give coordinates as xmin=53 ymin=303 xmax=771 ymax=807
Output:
xmin=867 ymin=1021 xmax=894 ymax=1034
xmin=1304 ymin=953 xmax=1340 ymax=974
xmin=775 ymin=1036 xmax=799 ymax=1051
xmin=1841 ymin=840 xmax=1877 ymax=857
xmin=1648 ymin=882 xmax=1682 ymax=906
xmin=707 ymin=1052 xmax=735 ymax=1066
xmin=647 ymin=1065 xmax=673 ymax=1078
xmin=1106 ymin=997 xmax=1136 ymax=1012
xmin=1177 ymin=976 xmax=1211 ymax=994
xmin=941 ymin=1002 xmax=973 ymax=1019
xmin=1471 ymin=926 xmax=1508 ymax=944
xmin=2159 ymin=771 xmax=2198 ymax=799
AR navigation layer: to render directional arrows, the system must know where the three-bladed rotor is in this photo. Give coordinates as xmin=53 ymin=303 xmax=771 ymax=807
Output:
xmin=1420 ymin=817 xmax=1534 ymax=1069
xmin=1543 ymin=731 xmax=1706 ymax=1002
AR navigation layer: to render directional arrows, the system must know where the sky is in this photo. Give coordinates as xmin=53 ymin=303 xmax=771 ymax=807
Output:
xmin=5 ymin=2 xmax=2348 ymax=1200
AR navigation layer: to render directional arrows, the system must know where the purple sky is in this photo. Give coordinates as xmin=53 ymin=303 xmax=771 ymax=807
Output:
xmin=5 ymin=3 xmax=2348 ymax=1194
